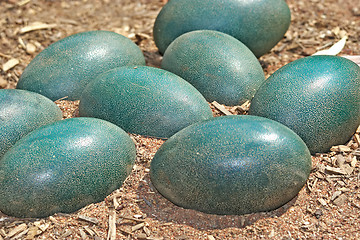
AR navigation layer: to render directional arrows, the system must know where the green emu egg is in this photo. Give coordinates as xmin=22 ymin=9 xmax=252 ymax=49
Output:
xmin=0 ymin=89 xmax=62 ymax=158
xmin=161 ymin=30 xmax=265 ymax=106
xmin=79 ymin=66 xmax=213 ymax=139
xmin=0 ymin=117 xmax=136 ymax=218
xmin=153 ymin=0 xmax=291 ymax=57
xmin=249 ymin=55 xmax=360 ymax=154
xmin=150 ymin=115 xmax=311 ymax=215
xmin=16 ymin=30 xmax=145 ymax=101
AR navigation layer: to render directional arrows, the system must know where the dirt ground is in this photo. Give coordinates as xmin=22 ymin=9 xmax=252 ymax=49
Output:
xmin=1 ymin=0 xmax=360 ymax=239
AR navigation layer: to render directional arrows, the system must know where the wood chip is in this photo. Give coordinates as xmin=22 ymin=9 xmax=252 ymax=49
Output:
xmin=341 ymin=164 xmax=354 ymax=175
xmin=318 ymin=198 xmax=327 ymax=206
xmin=11 ymin=228 xmax=29 ymax=239
xmin=113 ymin=196 xmax=120 ymax=209
xmin=351 ymin=157 xmax=357 ymax=168
xmin=59 ymin=230 xmax=72 ymax=238
xmin=6 ymin=223 xmax=27 ymax=238
xmin=17 ymin=0 xmax=31 ymax=6
xmin=134 ymin=233 xmax=148 ymax=239
xmin=131 ymin=223 xmax=145 ymax=232
xmin=208 ymin=235 xmax=216 ymax=240
xmin=335 ymin=154 xmax=346 ymax=167
xmin=331 ymin=190 xmax=342 ymax=201
xmin=211 ymin=101 xmax=233 ymax=115
xmin=33 ymin=222 xmax=50 ymax=232
xmin=333 ymin=194 xmax=347 ymax=206
xmin=330 ymin=145 xmax=352 ymax=153
xmin=0 ymin=52 xmax=12 ymax=59
xmin=83 ymin=226 xmax=95 ymax=237
xmin=118 ymin=215 xmax=145 ymax=222
xmin=79 ymin=229 xmax=88 ymax=239
xmin=78 ymin=215 xmax=99 ymax=225
xmin=2 ymin=58 xmax=19 ymax=72
xmin=325 ymin=166 xmax=347 ymax=175
xmin=18 ymin=37 xmax=26 ymax=49
xmin=25 ymin=226 xmax=42 ymax=240
xmin=143 ymin=226 xmax=151 ymax=237
xmin=107 ymin=208 xmax=117 ymax=240
xmin=48 ymin=216 xmax=56 ymax=222
xmin=19 ymin=22 xmax=57 ymax=34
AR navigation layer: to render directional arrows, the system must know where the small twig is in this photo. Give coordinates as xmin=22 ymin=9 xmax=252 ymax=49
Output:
xmin=118 ymin=215 xmax=145 ymax=222
xmin=0 ymin=52 xmax=12 ymax=59
xmin=107 ymin=208 xmax=117 ymax=240
xmin=211 ymin=101 xmax=233 ymax=116
xmin=20 ymin=22 xmax=57 ymax=34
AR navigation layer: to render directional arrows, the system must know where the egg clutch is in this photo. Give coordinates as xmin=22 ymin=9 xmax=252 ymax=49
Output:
xmin=1 ymin=0 xmax=360 ymax=218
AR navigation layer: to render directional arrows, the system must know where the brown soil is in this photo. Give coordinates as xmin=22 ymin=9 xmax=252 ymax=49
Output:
xmin=0 ymin=0 xmax=360 ymax=239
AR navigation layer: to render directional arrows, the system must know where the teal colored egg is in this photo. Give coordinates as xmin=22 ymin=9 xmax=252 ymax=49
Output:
xmin=79 ymin=66 xmax=213 ymax=138
xmin=153 ymin=0 xmax=291 ymax=57
xmin=0 ymin=89 xmax=62 ymax=158
xmin=161 ymin=30 xmax=265 ymax=106
xmin=150 ymin=115 xmax=311 ymax=215
xmin=16 ymin=30 xmax=146 ymax=101
xmin=249 ymin=55 xmax=360 ymax=154
xmin=0 ymin=117 xmax=135 ymax=218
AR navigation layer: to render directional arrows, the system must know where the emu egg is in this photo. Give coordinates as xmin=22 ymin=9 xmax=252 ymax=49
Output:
xmin=161 ymin=30 xmax=265 ymax=106
xmin=79 ymin=66 xmax=213 ymax=138
xmin=0 ymin=89 xmax=62 ymax=158
xmin=153 ymin=0 xmax=291 ymax=57
xmin=0 ymin=117 xmax=136 ymax=218
xmin=150 ymin=115 xmax=312 ymax=215
xmin=16 ymin=30 xmax=145 ymax=100
xmin=249 ymin=55 xmax=360 ymax=154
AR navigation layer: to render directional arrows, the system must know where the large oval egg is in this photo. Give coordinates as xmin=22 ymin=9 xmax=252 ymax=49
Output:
xmin=153 ymin=0 xmax=291 ymax=57
xmin=161 ymin=30 xmax=265 ymax=106
xmin=249 ymin=55 xmax=360 ymax=154
xmin=0 ymin=89 xmax=62 ymax=158
xmin=150 ymin=115 xmax=312 ymax=215
xmin=16 ymin=30 xmax=146 ymax=101
xmin=0 ymin=117 xmax=136 ymax=218
xmin=79 ymin=66 xmax=213 ymax=139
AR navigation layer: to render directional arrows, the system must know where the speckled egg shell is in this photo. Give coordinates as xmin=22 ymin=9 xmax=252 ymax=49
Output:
xmin=79 ymin=66 xmax=213 ymax=139
xmin=150 ymin=115 xmax=312 ymax=215
xmin=0 ymin=89 xmax=62 ymax=159
xmin=153 ymin=0 xmax=291 ymax=57
xmin=16 ymin=30 xmax=146 ymax=101
xmin=0 ymin=117 xmax=136 ymax=218
xmin=249 ymin=55 xmax=360 ymax=154
xmin=161 ymin=30 xmax=265 ymax=106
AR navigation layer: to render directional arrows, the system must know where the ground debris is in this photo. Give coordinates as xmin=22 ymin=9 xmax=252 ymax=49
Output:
xmin=78 ymin=215 xmax=99 ymax=225
xmin=211 ymin=101 xmax=233 ymax=116
xmin=19 ymin=22 xmax=57 ymax=34
xmin=325 ymin=166 xmax=347 ymax=175
xmin=5 ymin=223 xmax=27 ymax=239
xmin=2 ymin=59 xmax=19 ymax=72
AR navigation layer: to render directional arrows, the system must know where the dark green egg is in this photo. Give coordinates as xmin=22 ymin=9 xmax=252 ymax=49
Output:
xmin=161 ymin=30 xmax=265 ymax=106
xmin=0 ymin=117 xmax=135 ymax=218
xmin=153 ymin=0 xmax=291 ymax=57
xmin=249 ymin=55 xmax=360 ymax=154
xmin=150 ymin=115 xmax=311 ymax=215
xmin=0 ymin=89 xmax=62 ymax=158
xmin=16 ymin=30 xmax=145 ymax=101
xmin=79 ymin=66 xmax=213 ymax=139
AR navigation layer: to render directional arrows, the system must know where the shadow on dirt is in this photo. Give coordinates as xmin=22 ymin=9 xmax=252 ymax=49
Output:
xmin=136 ymin=173 xmax=297 ymax=230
